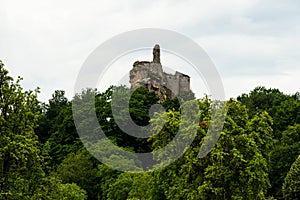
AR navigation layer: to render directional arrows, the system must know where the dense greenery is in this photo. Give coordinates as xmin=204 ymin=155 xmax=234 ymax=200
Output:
xmin=282 ymin=155 xmax=300 ymax=199
xmin=238 ymin=86 xmax=300 ymax=197
xmin=1 ymin=61 xmax=299 ymax=199
xmin=0 ymin=61 xmax=86 ymax=199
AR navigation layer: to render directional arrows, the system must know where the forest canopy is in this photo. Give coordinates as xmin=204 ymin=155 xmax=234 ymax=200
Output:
xmin=1 ymin=61 xmax=300 ymax=199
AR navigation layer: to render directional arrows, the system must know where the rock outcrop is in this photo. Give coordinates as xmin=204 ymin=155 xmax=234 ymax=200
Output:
xmin=129 ymin=44 xmax=190 ymax=101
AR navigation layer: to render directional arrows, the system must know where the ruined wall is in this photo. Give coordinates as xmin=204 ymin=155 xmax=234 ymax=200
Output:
xmin=130 ymin=61 xmax=164 ymax=87
xmin=164 ymin=73 xmax=179 ymax=97
xmin=177 ymin=72 xmax=190 ymax=92
xmin=129 ymin=44 xmax=190 ymax=100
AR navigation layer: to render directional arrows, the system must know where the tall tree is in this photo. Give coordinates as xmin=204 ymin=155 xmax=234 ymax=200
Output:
xmin=269 ymin=124 xmax=300 ymax=197
xmin=0 ymin=60 xmax=44 ymax=198
xmin=39 ymin=90 xmax=83 ymax=168
xmin=282 ymin=155 xmax=300 ymax=199
xmin=149 ymin=98 xmax=272 ymax=199
xmin=0 ymin=61 xmax=87 ymax=199
xmin=56 ymin=149 xmax=99 ymax=199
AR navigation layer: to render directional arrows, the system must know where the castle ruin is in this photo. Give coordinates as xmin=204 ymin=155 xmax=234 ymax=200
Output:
xmin=129 ymin=44 xmax=190 ymax=101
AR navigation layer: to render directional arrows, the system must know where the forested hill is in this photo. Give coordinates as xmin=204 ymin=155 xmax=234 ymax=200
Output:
xmin=1 ymin=60 xmax=300 ymax=199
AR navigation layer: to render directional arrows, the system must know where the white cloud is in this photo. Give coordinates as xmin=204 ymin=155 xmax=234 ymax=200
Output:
xmin=0 ymin=0 xmax=299 ymax=101
xmin=197 ymin=34 xmax=286 ymax=76
xmin=223 ymin=68 xmax=300 ymax=99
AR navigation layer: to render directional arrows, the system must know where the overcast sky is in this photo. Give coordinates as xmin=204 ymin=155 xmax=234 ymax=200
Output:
xmin=1 ymin=0 xmax=299 ymax=102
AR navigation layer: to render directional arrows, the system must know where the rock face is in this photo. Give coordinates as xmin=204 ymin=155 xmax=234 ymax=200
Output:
xmin=129 ymin=44 xmax=190 ymax=101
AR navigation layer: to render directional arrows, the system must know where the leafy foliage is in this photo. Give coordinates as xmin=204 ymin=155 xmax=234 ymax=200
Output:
xmin=238 ymin=86 xmax=300 ymax=197
xmin=1 ymin=59 xmax=300 ymax=199
xmin=0 ymin=61 xmax=44 ymax=198
xmin=0 ymin=61 xmax=86 ymax=199
xmin=282 ymin=155 xmax=300 ymax=199
xmin=56 ymin=149 xmax=99 ymax=199
xmin=149 ymin=99 xmax=272 ymax=199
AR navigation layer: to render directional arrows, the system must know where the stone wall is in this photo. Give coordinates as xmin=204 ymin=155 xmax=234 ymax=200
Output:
xmin=129 ymin=44 xmax=190 ymax=100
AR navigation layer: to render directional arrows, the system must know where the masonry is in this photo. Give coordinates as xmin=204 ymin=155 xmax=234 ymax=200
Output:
xmin=129 ymin=44 xmax=190 ymax=101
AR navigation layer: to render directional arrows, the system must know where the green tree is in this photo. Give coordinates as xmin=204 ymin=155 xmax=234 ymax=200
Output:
xmin=37 ymin=176 xmax=87 ymax=200
xmin=107 ymin=173 xmax=134 ymax=200
xmin=238 ymin=86 xmax=300 ymax=197
xmin=237 ymin=86 xmax=286 ymax=118
xmin=237 ymin=86 xmax=300 ymax=138
xmin=198 ymin=100 xmax=271 ymax=199
xmin=127 ymin=173 xmax=153 ymax=200
xmin=56 ymin=149 xmax=99 ymax=199
xmin=269 ymin=124 xmax=300 ymax=197
xmin=36 ymin=90 xmax=68 ymax=143
xmin=282 ymin=155 xmax=300 ymax=199
xmin=0 ymin=61 xmax=44 ymax=199
xmin=0 ymin=61 xmax=87 ymax=199
xmin=246 ymin=111 xmax=274 ymax=161
xmin=106 ymin=172 xmax=153 ymax=200
xmin=96 ymin=164 xmax=121 ymax=200
xmin=106 ymin=86 xmax=159 ymax=153
xmin=149 ymin=99 xmax=272 ymax=199
xmin=39 ymin=91 xmax=83 ymax=168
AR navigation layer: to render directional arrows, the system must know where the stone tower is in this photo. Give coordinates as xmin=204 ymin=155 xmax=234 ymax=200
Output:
xmin=129 ymin=45 xmax=190 ymax=101
xmin=153 ymin=44 xmax=160 ymax=63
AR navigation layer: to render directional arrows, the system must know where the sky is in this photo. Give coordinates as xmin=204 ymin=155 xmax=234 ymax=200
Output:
xmin=0 ymin=0 xmax=299 ymax=102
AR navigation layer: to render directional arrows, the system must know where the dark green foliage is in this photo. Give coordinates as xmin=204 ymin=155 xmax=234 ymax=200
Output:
xmin=129 ymin=87 xmax=159 ymax=126
xmin=96 ymin=164 xmax=121 ymax=199
xmin=56 ymin=149 xmax=99 ymax=199
xmin=160 ymin=96 xmax=180 ymax=111
xmin=237 ymin=86 xmax=286 ymax=117
xmin=238 ymin=86 xmax=300 ymax=198
xmin=237 ymin=86 xmax=300 ymax=137
xmin=37 ymin=90 xmax=84 ymax=169
xmin=95 ymin=86 xmax=159 ymax=153
xmin=35 ymin=90 xmax=68 ymax=143
xmin=269 ymin=124 xmax=300 ymax=196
